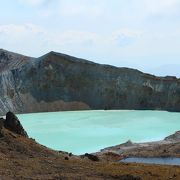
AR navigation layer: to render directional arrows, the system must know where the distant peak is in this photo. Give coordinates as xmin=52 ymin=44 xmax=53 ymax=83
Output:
xmin=42 ymin=51 xmax=58 ymax=57
xmin=43 ymin=51 xmax=71 ymax=59
xmin=47 ymin=51 xmax=55 ymax=55
xmin=48 ymin=51 xmax=64 ymax=56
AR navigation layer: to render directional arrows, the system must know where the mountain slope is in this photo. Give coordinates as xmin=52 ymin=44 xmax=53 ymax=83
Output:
xmin=0 ymin=49 xmax=31 ymax=72
xmin=0 ymin=49 xmax=180 ymax=115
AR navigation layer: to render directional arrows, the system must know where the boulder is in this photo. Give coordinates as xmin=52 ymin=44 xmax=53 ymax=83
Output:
xmin=84 ymin=153 xmax=99 ymax=161
xmin=4 ymin=112 xmax=28 ymax=137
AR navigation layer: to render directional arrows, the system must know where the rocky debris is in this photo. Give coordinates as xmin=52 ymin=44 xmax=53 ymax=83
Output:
xmin=101 ymin=140 xmax=135 ymax=153
xmin=122 ymin=140 xmax=134 ymax=146
xmin=101 ymin=152 xmax=125 ymax=162
xmin=97 ymin=130 xmax=180 ymax=161
xmin=164 ymin=131 xmax=180 ymax=141
xmin=81 ymin=153 xmax=99 ymax=161
xmin=4 ymin=111 xmax=28 ymax=137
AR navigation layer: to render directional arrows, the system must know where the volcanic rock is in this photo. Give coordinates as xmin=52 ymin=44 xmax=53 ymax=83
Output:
xmin=4 ymin=111 xmax=28 ymax=137
xmin=164 ymin=131 xmax=180 ymax=141
xmin=83 ymin=153 xmax=99 ymax=161
xmin=123 ymin=140 xmax=134 ymax=146
xmin=1 ymin=49 xmax=180 ymax=115
xmin=0 ymin=118 xmax=4 ymax=137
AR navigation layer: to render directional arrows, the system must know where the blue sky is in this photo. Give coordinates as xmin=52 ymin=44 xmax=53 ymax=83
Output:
xmin=0 ymin=0 xmax=180 ymax=76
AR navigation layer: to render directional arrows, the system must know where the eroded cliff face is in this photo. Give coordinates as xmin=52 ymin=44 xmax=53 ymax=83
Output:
xmin=0 ymin=49 xmax=180 ymax=115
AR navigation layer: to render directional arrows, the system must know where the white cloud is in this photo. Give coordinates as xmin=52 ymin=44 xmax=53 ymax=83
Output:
xmin=143 ymin=0 xmax=180 ymax=14
xmin=18 ymin=0 xmax=105 ymax=17
xmin=0 ymin=24 xmax=47 ymax=55
xmin=111 ymin=28 xmax=142 ymax=40
xmin=50 ymin=30 xmax=98 ymax=45
xmin=0 ymin=23 xmax=142 ymax=56
xmin=59 ymin=0 xmax=105 ymax=17
xmin=0 ymin=24 xmax=97 ymax=47
xmin=18 ymin=0 xmax=47 ymax=6
xmin=48 ymin=28 xmax=141 ymax=48
xmin=110 ymin=28 xmax=142 ymax=47
xmin=0 ymin=24 xmax=45 ymax=38
xmin=0 ymin=22 xmax=180 ymax=76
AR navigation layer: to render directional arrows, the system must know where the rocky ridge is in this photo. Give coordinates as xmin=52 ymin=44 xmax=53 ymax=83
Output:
xmin=0 ymin=49 xmax=180 ymax=115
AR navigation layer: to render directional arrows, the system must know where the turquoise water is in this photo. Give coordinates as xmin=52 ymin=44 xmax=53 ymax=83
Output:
xmin=17 ymin=110 xmax=180 ymax=155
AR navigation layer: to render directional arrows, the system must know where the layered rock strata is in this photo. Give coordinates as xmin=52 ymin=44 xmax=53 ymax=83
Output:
xmin=0 ymin=49 xmax=180 ymax=115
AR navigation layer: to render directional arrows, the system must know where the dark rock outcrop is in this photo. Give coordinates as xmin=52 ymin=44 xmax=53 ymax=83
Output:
xmin=0 ymin=49 xmax=180 ymax=115
xmin=4 ymin=111 xmax=28 ymax=137
xmin=0 ymin=118 xmax=4 ymax=137
xmin=82 ymin=153 xmax=99 ymax=161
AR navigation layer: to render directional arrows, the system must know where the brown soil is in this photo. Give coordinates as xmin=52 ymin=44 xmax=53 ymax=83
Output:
xmin=0 ymin=128 xmax=180 ymax=180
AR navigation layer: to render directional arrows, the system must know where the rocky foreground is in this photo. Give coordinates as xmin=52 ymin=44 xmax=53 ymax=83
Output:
xmin=96 ymin=131 xmax=180 ymax=162
xmin=0 ymin=112 xmax=179 ymax=179
xmin=1 ymin=49 xmax=180 ymax=115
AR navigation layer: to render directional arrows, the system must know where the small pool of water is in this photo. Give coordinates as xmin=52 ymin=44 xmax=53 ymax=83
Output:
xmin=17 ymin=110 xmax=180 ymax=155
xmin=120 ymin=157 xmax=180 ymax=166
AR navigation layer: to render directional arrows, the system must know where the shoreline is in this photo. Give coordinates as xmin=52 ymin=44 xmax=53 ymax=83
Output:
xmin=95 ymin=130 xmax=180 ymax=162
xmin=17 ymin=110 xmax=180 ymax=156
xmin=0 ymin=108 xmax=179 ymax=117
xmin=0 ymin=112 xmax=179 ymax=179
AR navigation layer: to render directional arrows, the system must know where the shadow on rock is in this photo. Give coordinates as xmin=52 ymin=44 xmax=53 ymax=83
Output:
xmin=4 ymin=111 xmax=28 ymax=137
